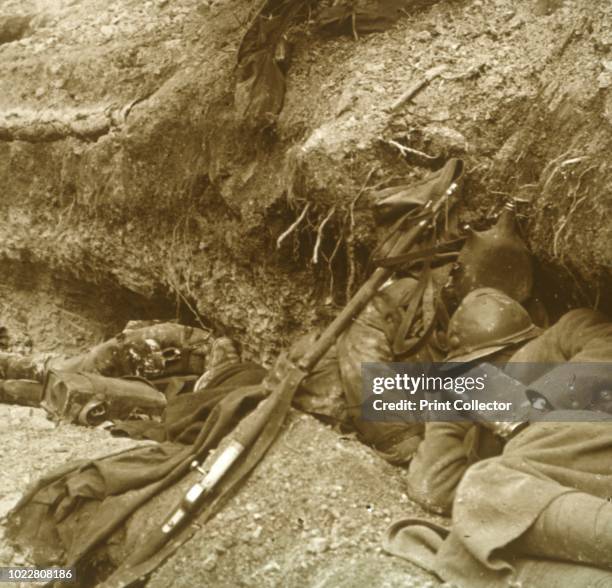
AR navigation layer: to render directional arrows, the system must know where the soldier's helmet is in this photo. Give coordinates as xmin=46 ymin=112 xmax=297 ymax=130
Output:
xmin=445 ymin=287 xmax=541 ymax=363
xmin=446 ymin=203 xmax=534 ymax=306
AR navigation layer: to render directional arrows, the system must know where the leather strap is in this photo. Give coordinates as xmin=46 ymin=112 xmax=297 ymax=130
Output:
xmin=374 ymin=237 xmax=464 ymax=268
xmin=392 ymin=267 xmax=430 ymax=355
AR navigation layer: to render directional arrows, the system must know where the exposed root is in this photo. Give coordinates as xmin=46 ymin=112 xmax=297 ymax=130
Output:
xmin=552 ymin=215 xmax=567 ymax=259
xmin=560 ymin=156 xmax=588 ymax=168
xmin=325 ymin=231 xmax=345 ymax=299
xmin=388 ymin=64 xmax=448 ymax=112
xmin=386 ymin=139 xmax=437 ymax=161
xmin=351 ymin=12 xmax=359 ymax=42
xmin=167 ymin=272 xmax=212 ymax=334
xmin=345 ymin=168 xmax=376 ymax=302
xmin=345 ymin=226 xmax=356 ymax=303
xmin=594 ymin=282 xmax=602 ymax=311
xmin=440 ymin=62 xmax=486 ymax=81
xmin=164 ymin=252 xmax=212 ymax=334
xmin=164 ymin=215 xmax=213 ymax=334
xmin=0 ymin=95 xmax=157 ymax=142
xmin=276 ymin=202 xmax=311 ymax=249
xmin=540 ymin=145 xmax=585 ymax=195
xmin=312 ymin=206 xmax=336 ymax=265
xmin=552 ymin=164 xmax=596 ymax=258
xmin=552 ymin=196 xmax=587 ymax=259
xmin=542 ymin=151 xmax=595 ymax=263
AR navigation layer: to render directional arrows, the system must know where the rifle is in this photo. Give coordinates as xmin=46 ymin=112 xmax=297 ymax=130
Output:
xmin=100 ymin=159 xmax=463 ymax=588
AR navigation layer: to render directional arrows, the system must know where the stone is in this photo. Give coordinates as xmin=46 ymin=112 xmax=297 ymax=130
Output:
xmin=415 ymin=30 xmax=432 ymax=42
xmin=306 ymin=537 xmax=329 ymax=554
xmin=598 ymin=72 xmax=612 ymax=90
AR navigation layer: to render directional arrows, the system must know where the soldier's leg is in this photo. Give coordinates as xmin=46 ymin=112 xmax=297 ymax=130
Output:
xmin=513 ymin=557 xmax=612 ymax=587
xmin=0 ymin=351 xmax=55 ymax=381
xmin=516 ymin=491 xmax=612 ymax=570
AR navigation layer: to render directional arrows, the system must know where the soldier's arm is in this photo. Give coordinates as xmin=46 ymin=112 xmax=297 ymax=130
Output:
xmin=404 ymin=422 xmax=501 ymax=515
xmin=515 ymin=308 xmax=612 ymax=362
xmin=511 ymin=308 xmax=612 ymax=409
xmin=560 ymin=309 xmax=612 ymax=362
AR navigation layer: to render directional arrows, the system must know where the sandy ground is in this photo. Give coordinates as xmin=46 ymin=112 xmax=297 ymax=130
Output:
xmin=0 ymin=405 xmax=444 ymax=587
xmin=0 ymin=405 xmax=149 ymax=564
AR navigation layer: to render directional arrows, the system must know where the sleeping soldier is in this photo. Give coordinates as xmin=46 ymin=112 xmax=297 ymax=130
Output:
xmin=385 ymin=287 xmax=612 ymax=587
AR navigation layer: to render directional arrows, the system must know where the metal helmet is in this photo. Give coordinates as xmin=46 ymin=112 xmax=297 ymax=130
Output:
xmin=448 ymin=203 xmax=534 ymax=304
xmin=445 ymin=287 xmax=542 ymax=362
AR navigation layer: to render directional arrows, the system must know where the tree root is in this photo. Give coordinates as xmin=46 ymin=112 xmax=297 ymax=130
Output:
xmin=388 ymin=65 xmax=448 ymax=113
xmin=345 ymin=167 xmax=375 ymax=302
xmin=0 ymin=107 xmax=118 ymax=142
xmin=276 ymin=202 xmax=311 ymax=249
xmin=165 ymin=215 xmax=213 ymax=334
xmin=325 ymin=231 xmax=345 ymax=300
xmin=540 ymin=145 xmax=584 ymax=195
xmin=0 ymin=93 xmax=155 ymax=142
xmin=386 ymin=139 xmax=437 ymax=161
xmin=312 ymin=206 xmax=336 ymax=265
xmin=552 ymin=164 xmax=595 ymax=258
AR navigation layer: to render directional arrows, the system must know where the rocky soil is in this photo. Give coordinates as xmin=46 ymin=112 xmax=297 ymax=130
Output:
xmin=122 ymin=412 xmax=443 ymax=588
xmin=0 ymin=405 xmax=149 ymax=570
xmin=0 ymin=406 xmax=443 ymax=587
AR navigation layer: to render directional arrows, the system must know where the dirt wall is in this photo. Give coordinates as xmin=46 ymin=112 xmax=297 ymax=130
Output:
xmin=0 ymin=0 xmax=610 ymax=361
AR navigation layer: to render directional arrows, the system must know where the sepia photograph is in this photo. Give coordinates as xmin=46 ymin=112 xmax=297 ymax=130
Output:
xmin=0 ymin=0 xmax=611 ymax=586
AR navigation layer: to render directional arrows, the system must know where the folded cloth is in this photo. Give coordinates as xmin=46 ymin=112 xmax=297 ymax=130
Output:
xmin=5 ymin=363 xmax=267 ymax=583
xmin=384 ymin=518 xmax=449 ymax=573
xmin=108 ymin=362 xmax=266 ymax=442
xmin=385 ymin=517 xmax=612 ymax=588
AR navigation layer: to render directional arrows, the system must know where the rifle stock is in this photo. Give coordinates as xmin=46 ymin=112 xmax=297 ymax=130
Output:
xmin=102 ymin=161 xmax=463 ymax=587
